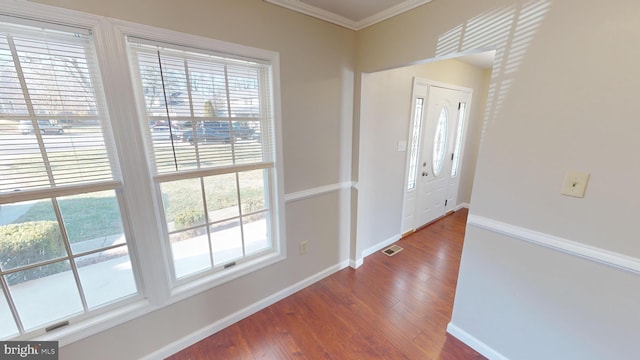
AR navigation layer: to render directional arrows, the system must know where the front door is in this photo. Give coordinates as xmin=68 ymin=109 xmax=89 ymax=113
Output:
xmin=416 ymin=86 xmax=461 ymax=227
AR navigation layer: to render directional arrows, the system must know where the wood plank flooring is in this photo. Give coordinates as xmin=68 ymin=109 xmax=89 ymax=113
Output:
xmin=167 ymin=209 xmax=485 ymax=359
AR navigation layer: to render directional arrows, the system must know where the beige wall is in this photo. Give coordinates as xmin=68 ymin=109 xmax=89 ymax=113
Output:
xmin=357 ymin=0 xmax=640 ymax=358
xmin=357 ymin=59 xmax=491 ymax=255
xmin=19 ymin=0 xmax=640 ymax=358
xmin=34 ymin=0 xmax=356 ymax=193
xmin=27 ymin=0 xmax=355 ymax=359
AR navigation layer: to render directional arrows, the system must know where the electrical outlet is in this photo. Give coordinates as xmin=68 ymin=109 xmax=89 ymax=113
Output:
xmin=299 ymin=241 xmax=308 ymax=255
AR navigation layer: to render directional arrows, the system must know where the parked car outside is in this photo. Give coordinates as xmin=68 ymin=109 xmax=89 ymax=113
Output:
xmin=231 ymin=122 xmax=255 ymax=140
xmin=151 ymin=124 xmax=179 ymax=141
xmin=19 ymin=120 xmax=64 ymax=135
xmin=179 ymin=121 xmax=231 ymax=144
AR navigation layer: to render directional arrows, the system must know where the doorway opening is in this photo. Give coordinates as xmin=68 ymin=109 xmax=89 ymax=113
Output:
xmin=354 ymin=50 xmax=494 ymax=264
xmin=401 ymin=80 xmax=472 ymax=234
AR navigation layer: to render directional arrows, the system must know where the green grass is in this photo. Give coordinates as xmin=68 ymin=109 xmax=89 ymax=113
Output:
xmin=161 ymin=169 xmax=266 ymax=223
xmin=13 ymin=169 xmax=267 ymax=243
xmin=16 ymin=193 xmax=123 ymax=243
xmin=7 ymin=139 xmax=267 ymax=241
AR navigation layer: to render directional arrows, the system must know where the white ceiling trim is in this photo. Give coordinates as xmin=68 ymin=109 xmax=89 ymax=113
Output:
xmin=265 ymin=0 xmax=433 ymax=31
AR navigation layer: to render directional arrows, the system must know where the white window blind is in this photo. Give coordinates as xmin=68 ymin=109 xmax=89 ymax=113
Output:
xmin=127 ymin=39 xmax=274 ymax=175
xmin=0 ymin=23 xmax=115 ymax=193
xmin=0 ymin=19 xmax=139 ymax=339
xmin=127 ymin=38 xmax=278 ymax=280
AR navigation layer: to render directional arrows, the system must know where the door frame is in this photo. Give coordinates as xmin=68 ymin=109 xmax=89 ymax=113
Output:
xmin=400 ymin=78 xmax=473 ymax=235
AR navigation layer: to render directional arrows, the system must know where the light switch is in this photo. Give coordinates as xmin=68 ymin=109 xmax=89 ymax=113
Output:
xmin=397 ymin=140 xmax=407 ymax=152
xmin=560 ymin=171 xmax=590 ymax=198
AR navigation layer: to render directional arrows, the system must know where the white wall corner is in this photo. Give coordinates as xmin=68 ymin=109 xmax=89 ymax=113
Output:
xmin=447 ymin=322 xmax=509 ymax=360
xmin=349 ymin=258 xmax=364 ymax=269
xmin=455 ymin=202 xmax=470 ymax=211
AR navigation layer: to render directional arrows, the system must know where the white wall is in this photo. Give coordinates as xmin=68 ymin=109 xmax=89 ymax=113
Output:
xmin=26 ymin=0 xmax=355 ymax=358
xmin=356 ymin=59 xmax=490 ymax=258
xmin=357 ymin=0 xmax=640 ymax=358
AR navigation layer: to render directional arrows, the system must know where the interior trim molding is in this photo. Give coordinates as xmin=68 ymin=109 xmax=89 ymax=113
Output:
xmin=447 ymin=322 xmax=509 ymax=360
xmin=349 ymin=258 xmax=363 ymax=269
xmin=143 ymin=260 xmax=350 ymax=360
xmin=467 ymin=214 xmax=640 ymax=275
xmin=363 ymin=234 xmax=400 ymax=258
xmin=455 ymin=202 xmax=470 ymax=211
xmin=264 ymin=0 xmax=432 ymax=31
xmin=284 ymin=181 xmax=353 ymax=203
xmin=350 ymin=233 xmax=400 ymax=269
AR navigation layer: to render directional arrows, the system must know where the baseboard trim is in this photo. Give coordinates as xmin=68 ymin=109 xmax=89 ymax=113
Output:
xmin=455 ymin=202 xmax=470 ymax=211
xmin=447 ymin=322 xmax=509 ymax=360
xmin=363 ymin=234 xmax=401 ymax=258
xmin=349 ymin=258 xmax=363 ymax=269
xmin=467 ymin=214 xmax=640 ymax=275
xmin=143 ymin=260 xmax=350 ymax=359
xmin=348 ymin=235 xmax=400 ymax=269
xmin=284 ymin=181 xmax=353 ymax=203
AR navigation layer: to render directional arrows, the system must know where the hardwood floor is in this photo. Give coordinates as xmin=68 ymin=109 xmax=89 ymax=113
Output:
xmin=167 ymin=209 xmax=485 ymax=359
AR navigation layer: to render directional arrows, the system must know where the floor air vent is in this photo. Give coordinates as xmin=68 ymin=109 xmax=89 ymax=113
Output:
xmin=382 ymin=245 xmax=403 ymax=257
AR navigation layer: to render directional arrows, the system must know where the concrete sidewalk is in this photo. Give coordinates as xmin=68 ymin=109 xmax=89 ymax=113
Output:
xmin=0 ymin=218 xmax=269 ymax=338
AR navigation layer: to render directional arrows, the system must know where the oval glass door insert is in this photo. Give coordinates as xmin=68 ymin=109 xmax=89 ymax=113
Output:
xmin=432 ymin=107 xmax=448 ymax=176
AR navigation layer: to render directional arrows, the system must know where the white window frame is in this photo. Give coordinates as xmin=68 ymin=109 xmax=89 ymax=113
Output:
xmin=112 ymin=20 xmax=287 ymax=301
xmin=0 ymin=0 xmax=286 ymax=346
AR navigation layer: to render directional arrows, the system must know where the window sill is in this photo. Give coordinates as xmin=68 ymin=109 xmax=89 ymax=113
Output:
xmin=29 ymin=250 xmax=285 ymax=348
xmin=168 ymin=250 xmax=287 ymax=305
xmin=35 ymin=298 xmax=157 ymax=347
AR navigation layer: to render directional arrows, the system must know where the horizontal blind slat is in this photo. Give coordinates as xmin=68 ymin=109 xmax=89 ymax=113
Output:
xmin=129 ymin=41 xmax=274 ymax=178
xmin=0 ymin=22 xmax=115 ymax=195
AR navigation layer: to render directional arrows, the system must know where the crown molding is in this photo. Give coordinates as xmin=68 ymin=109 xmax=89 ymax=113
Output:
xmin=265 ymin=0 xmax=432 ymax=31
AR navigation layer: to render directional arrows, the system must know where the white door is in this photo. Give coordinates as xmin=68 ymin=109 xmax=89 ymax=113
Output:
xmin=401 ymin=80 xmax=472 ymax=233
xmin=416 ymin=86 xmax=461 ymax=227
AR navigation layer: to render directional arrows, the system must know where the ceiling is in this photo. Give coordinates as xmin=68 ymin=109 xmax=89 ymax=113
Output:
xmin=266 ymin=1 xmax=496 ymax=69
xmin=265 ymin=0 xmax=433 ymax=31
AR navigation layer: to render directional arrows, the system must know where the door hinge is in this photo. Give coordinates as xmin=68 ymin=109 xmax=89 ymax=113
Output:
xmin=458 ymin=102 xmax=462 ymax=110
xmin=451 ymin=153 xmax=454 ymax=160
xmin=445 ymin=199 xmax=448 ymax=206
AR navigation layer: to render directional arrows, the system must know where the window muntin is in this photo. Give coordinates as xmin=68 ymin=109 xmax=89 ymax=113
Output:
xmin=0 ymin=27 xmax=115 ymax=192
xmin=407 ymin=98 xmax=424 ymax=190
xmin=432 ymin=107 xmax=448 ymax=177
xmin=0 ymin=20 xmax=140 ymax=338
xmin=0 ymin=5 xmax=283 ymax=342
xmin=128 ymin=40 xmax=277 ymax=282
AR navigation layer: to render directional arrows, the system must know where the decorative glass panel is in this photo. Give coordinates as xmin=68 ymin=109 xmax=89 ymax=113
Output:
xmin=451 ymin=102 xmax=467 ymax=177
xmin=407 ymin=98 xmax=424 ymax=190
xmin=432 ymin=107 xmax=448 ymax=176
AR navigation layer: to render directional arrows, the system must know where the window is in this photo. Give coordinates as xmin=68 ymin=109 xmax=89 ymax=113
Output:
xmin=0 ymin=20 xmax=139 ymax=338
xmin=126 ymin=39 xmax=278 ymax=282
xmin=0 ymin=3 xmax=283 ymax=343
xmin=407 ymin=97 xmax=424 ymax=190
xmin=451 ymin=102 xmax=467 ymax=177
